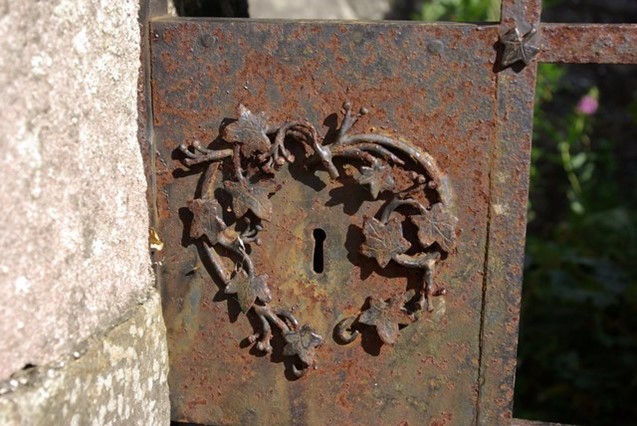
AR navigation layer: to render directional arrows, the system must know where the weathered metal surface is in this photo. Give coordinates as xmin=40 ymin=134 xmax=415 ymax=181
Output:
xmin=478 ymin=59 xmax=538 ymax=424
xmin=500 ymin=0 xmax=541 ymax=28
xmin=151 ymin=19 xmax=501 ymax=424
xmin=138 ymin=0 xmax=168 ymax=293
xmin=538 ymin=24 xmax=637 ymax=64
xmin=477 ymin=0 xmax=541 ymax=424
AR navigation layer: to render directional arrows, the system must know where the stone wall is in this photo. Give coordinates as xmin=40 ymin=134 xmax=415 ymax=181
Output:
xmin=0 ymin=0 xmax=169 ymax=423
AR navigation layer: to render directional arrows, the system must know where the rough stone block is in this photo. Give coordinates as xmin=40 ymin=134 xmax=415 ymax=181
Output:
xmin=0 ymin=0 xmax=151 ymax=379
xmin=0 ymin=289 xmax=169 ymax=426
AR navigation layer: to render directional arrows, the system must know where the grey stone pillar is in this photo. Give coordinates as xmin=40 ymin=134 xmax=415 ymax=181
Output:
xmin=0 ymin=0 xmax=169 ymax=424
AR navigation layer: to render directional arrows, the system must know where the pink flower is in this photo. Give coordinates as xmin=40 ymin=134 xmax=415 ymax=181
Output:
xmin=576 ymin=95 xmax=598 ymax=115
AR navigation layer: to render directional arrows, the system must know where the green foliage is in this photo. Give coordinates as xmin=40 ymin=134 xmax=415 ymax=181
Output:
xmin=415 ymin=0 xmax=565 ymax=23
xmin=515 ymin=64 xmax=637 ymax=424
xmin=528 ymin=64 xmax=566 ymax=222
xmin=417 ymin=0 xmax=500 ymax=22
xmin=629 ymin=94 xmax=637 ymax=125
xmin=516 ymin=208 xmax=637 ymax=423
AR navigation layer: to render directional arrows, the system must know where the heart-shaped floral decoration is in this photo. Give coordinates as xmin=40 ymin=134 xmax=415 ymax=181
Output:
xmin=180 ymin=102 xmax=459 ymax=377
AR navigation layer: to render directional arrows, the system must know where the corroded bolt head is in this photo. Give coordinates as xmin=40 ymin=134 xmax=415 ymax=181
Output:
xmin=201 ymin=34 xmax=217 ymax=48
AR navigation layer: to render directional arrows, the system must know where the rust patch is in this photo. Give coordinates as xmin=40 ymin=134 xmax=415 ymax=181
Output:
xmin=539 ymin=23 xmax=637 ymax=64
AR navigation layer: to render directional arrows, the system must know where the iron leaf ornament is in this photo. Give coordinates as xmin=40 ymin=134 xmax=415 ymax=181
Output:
xmin=360 ymin=217 xmax=410 ymax=268
xmin=225 ymin=273 xmax=272 ymax=313
xmin=188 ymin=198 xmax=226 ymax=244
xmin=411 ymin=203 xmax=459 ymax=253
xmin=179 ymin=101 xmax=458 ymax=377
xmin=356 ymin=161 xmax=396 ymax=199
xmin=358 ymin=294 xmax=415 ymax=345
xmin=223 ymin=104 xmax=271 ymax=157
xmin=283 ymin=325 xmax=324 ymax=377
xmin=224 ymin=180 xmax=275 ymax=221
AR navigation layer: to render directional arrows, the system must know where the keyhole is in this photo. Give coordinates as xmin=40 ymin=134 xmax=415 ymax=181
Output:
xmin=312 ymin=228 xmax=326 ymax=273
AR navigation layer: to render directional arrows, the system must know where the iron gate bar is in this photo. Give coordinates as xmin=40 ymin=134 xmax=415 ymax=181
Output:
xmin=478 ymin=0 xmax=540 ymax=423
xmin=500 ymin=0 xmax=541 ymax=31
xmin=538 ymin=24 xmax=637 ymax=63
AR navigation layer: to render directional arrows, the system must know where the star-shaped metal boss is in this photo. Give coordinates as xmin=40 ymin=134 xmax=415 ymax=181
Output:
xmin=500 ymin=25 xmax=539 ymax=68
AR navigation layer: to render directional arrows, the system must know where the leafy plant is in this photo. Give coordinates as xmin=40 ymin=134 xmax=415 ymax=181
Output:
xmin=417 ymin=0 xmax=500 ymax=22
xmin=515 ymin=64 xmax=637 ymax=424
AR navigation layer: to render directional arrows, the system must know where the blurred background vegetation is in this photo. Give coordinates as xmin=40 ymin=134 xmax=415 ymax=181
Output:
xmin=174 ymin=0 xmax=637 ymax=423
xmin=517 ymin=62 xmax=637 ymax=424
xmin=417 ymin=0 xmax=637 ymax=424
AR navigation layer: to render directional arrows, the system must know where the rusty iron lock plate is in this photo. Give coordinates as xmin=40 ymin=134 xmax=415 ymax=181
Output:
xmin=150 ymin=19 xmax=525 ymax=425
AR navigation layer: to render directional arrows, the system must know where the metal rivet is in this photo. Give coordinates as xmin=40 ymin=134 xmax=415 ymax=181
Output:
xmin=201 ymin=34 xmax=217 ymax=48
xmin=427 ymin=40 xmax=444 ymax=54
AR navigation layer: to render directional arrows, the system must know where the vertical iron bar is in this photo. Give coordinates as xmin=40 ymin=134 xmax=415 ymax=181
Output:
xmin=477 ymin=0 xmax=541 ymax=424
xmin=499 ymin=0 xmax=541 ymax=32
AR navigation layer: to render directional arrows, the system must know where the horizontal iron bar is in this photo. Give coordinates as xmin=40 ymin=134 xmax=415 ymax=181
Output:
xmin=539 ymin=23 xmax=637 ymax=64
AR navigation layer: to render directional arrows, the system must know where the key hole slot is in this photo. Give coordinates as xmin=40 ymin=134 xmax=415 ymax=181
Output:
xmin=312 ymin=228 xmax=326 ymax=274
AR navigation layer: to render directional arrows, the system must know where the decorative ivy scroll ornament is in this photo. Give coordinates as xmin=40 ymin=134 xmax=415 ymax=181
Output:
xmin=180 ymin=102 xmax=459 ymax=377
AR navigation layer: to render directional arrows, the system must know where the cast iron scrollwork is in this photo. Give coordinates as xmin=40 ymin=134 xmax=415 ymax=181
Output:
xmin=180 ymin=101 xmax=458 ymax=376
